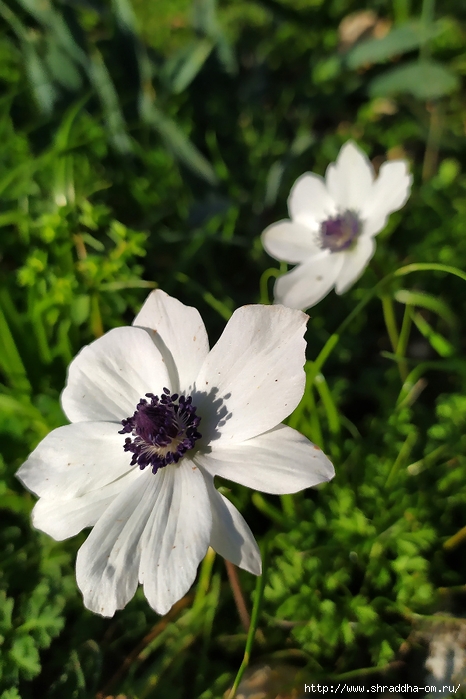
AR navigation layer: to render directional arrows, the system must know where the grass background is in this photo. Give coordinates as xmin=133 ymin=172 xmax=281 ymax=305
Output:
xmin=1 ymin=0 xmax=466 ymax=696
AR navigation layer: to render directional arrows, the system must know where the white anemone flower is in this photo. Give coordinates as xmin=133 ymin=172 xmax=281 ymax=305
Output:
xmin=262 ymin=140 xmax=412 ymax=310
xmin=17 ymin=290 xmax=334 ymax=617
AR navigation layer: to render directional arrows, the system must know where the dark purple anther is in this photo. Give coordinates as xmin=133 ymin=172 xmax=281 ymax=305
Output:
xmin=119 ymin=389 xmax=202 ymax=475
xmin=320 ymin=210 xmax=361 ymax=252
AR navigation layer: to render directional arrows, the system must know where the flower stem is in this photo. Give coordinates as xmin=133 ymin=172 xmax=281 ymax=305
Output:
xmin=96 ymin=595 xmax=193 ymax=698
xmin=397 ymin=304 xmax=413 ymax=361
xmin=193 ymin=546 xmax=216 ymax=609
xmin=444 ymin=525 xmax=466 ymax=551
xmin=225 ymin=560 xmax=250 ymax=632
xmin=385 ymin=429 xmax=418 ymax=489
xmin=381 ymin=294 xmax=399 ymax=351
xmin=227 ymin=543 xmax=269 ymax=699
xmin=381 ymin=294 xmax=409 ymax=381
xmin=259 ymin=267 xmax=281 ymax=305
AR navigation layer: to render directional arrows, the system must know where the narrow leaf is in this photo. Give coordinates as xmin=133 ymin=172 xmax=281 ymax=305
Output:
xmin=369 ymin=60 xmax=459 ymax=100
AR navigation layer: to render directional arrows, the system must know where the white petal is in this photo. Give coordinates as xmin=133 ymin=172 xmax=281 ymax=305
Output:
xmin=31 ymin=468 xmax=141 ymax=541
xmin=138 ymin=459 xmax=212 ymax=615
xmin=274 ymin=252 xmax=343 ymax=310
xmin=202 ymin=473 xmax=261 ymax=575
xmin=16 ymin=422 xmax=132 ymax=499
xmin=194 ymin=305 xmax=308 ymax=445
xmin=61 ymin=326 xmax=171 ymax=423
xmin=360 ymin=160 xmax=413 ymax=237
xmin=335 ymin=237 xmax=376 ymax=294
xmin=133 ymin=289 xmax=210 ymax=394
xmin=262 ymin=220 xmax=322 ymax=264
xmin=326 ymin=141 xmax=374 ymax=211
xmin=288 ymin=172 xmax=337 ymax=226
xmin=76 ymin=468 xmax=159 ymax=617
xmin=195 ymin=424 xmax=334 ymax=495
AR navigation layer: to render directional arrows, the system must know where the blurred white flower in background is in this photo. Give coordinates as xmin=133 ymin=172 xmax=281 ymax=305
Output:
xmin=17 ymin=290 xmax=334 ymax=617
xmin=261 ymin=141 xmax=412 ymax=310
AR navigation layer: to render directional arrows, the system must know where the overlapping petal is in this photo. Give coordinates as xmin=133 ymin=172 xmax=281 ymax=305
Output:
xmin=31 ymin=468 xmax=141 ymax=541
xmin=194 ymin=305 xmax=308 ymax=444
xmin=274 ymin=252 xmax=344 ymax=310
xmin=195 ymin=424 xmax=334 ymax=495
xmin=76 ymin=468 xmax=157 ymax=617
xmin=76 ymin=462 xmax=211 ymax=617
xmin=16 ymin=422 xmax=131 ymax=499
xmin=288 ymin=173 xmax=336 ymax=226
xmin=262 ymin=220 xmax=323 ymax=264
xmin=138 ymin=459 xmax=211 ymax=615
xmin=133 ymin=289 xmax=210 ymax=394
xmin=61 ymin=327 xmax=171 ymax=423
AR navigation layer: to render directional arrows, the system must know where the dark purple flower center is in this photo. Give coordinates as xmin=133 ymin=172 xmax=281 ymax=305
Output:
xmin=119 ymin=388 xmax=202 ymax=475
xmin=320 ymin=210 xmax=361 ymax=252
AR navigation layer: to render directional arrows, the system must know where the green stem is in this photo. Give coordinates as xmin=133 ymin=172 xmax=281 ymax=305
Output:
xmin=444 ymin=526 xmax=466 ymax=551
xmin=307 ymin=385 xmax=324 ymax=447
xmin=259 ymin=267 xmax=281 ymax=305
xmin=420 ymin=0 xmax=435 ymax=61
xmin=280 ymin=493 xmax=296 ymax=519
xmin=193 ymin=547 xmax=216 ymax=609
xmin=227 ymin=543 xmax=269 ymax=699
xmin=381 ymin=295 xmax=399 ymax=352
xmin=385 ymin=430 xmax=418 ymax=489
xmin=381 ymin=295 xmax=409 ymax=381
xmin=252 ymin=492 xmax=288 ymax=527
xmin=397 ymin=304 xmax=413 ymax=360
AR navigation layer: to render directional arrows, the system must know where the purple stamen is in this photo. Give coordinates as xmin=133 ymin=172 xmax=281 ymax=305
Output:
xmin=320 ymin=210 xmax=361 ymax=252
xmin=119 ymin=389 xmax=202 ymax=475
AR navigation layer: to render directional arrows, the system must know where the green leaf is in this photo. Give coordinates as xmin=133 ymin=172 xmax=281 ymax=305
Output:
xmin=9 ymin=636 xmax=40 ymax=680
xmin=1 ymin=689 xmax=22 ymax=699
xmin=23 ymin=44 xmax=58 ymax=115
xmin=111 ymin=0 xmax=138 ymax=33
xmin=70 ymin=295 xmax=90 ymax=325
xmin=314 ymin=373 xmax=340 ymax=436
xmin=139 ymin=95 xmax=218 ymax=185
xmin=411 ymin=312 xmax=455 ymax=357
xmin=369 ymin=60 xmax=460 ymax=100
xmin=0 ymin=303 xmax=31 ymax=393
xmin=88 ymin=49 xmax=132 ymax=154
xmin=165 ymin=39 xmax=214 ymax=94
xmin=347 ymin=21 xmax=441 ymax=69
xmin=394 ymin=289 xmax=456 ymax=326
xmin=0 ymin=592 xmax=14 ymax=635
xmin=44 ymin=40 xmax=82 ymax=91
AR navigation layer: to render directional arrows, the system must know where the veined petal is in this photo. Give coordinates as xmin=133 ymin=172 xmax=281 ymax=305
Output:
xmin=16 ymin=422 xmax=132 ymax=499
xmin=194 ymin=305 xmax=308 ymax=445
xmin=202 ymin=472 xmax=261 ymax=575
xmin=195 ymin=424 xmax=334 ymax=495
xmin=335 ymin=237 xmax=376 ymax=294
xmin=326 ymin=141 xmax=374 ymax=211
xmin=76 ymin=468 xmax=158 ymax=617
xmin=274 ymin=252 xmax=343 ymax=310
xmin=133 ymin=289 xmax=210 ymax=394
xmin=61 ymin=327 xmax=171 ymax=423
xmin=138 ymin=459 xmax=212 ymax=615
xmin=31 ymin=468 xmax=141 ymax=541
xmin=361 ymin=160 xmax=413 ymax=237
xmin=288 ymin=172 xmax=336 ymax=226
xmin=262 ymin=220 xmax=322 ymax=264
